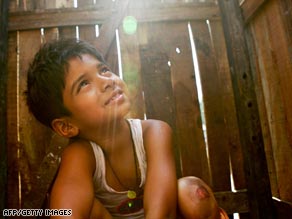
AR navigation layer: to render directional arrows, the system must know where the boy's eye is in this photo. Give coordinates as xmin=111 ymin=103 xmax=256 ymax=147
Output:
xmin=100 ymin=67 xmax=110 ymax=75
xmin=77 ymin=80 xmax=89 ymax=92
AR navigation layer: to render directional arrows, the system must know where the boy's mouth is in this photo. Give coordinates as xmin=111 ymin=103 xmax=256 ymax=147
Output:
xmin=105 ymin=89 xmax=123 ymax=105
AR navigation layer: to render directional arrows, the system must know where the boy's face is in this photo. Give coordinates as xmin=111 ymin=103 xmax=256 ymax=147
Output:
xmin=62 ymin=54 xmax=131 ymax=135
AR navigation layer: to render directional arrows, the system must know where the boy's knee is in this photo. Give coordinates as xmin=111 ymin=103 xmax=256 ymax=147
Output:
xmin=178 ymin=176 xmax=211 ymax=200
xmin=177 ymin=176 xmax=228 ymax=219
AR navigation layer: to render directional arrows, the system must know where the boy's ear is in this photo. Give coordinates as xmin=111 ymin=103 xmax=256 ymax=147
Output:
xmin=51 ymin=118 xmax=79 ymax=138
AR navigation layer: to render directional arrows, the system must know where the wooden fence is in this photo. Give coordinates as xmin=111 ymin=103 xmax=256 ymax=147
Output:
xmin=3 ymin=0 xmax=292 ymax=218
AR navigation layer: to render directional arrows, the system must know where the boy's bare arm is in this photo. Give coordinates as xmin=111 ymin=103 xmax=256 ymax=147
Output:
xmin=142 ymin=120 xmax=178 ymax=219
xmin=49 ymin=140 xmax=110 ymax=219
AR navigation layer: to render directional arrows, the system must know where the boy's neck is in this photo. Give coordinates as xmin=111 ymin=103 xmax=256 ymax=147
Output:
xmin=82 ymin=118 xmax=131 ymax=154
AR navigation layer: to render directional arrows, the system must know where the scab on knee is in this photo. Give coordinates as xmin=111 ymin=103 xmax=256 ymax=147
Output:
xmin=196 ymin=185 xmax=210 ymax=200
xmin=178 ymin=176 xmax=229 ymax=219
xmin=178 ymin=176 xmax=214 ymax=203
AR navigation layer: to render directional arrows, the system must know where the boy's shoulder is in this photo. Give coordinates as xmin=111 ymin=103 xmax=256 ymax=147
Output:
xmin=65 ymin=138 xmax=92 ymax=150
xmin=60 ymin=138 xmax=95 ymax=168
xmin=141 ymin=119 xmax=172 ymax=139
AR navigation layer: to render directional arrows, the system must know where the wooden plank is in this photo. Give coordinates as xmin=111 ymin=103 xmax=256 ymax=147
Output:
xmin=93 ymin=0 xmax=113 ymax=8
xmin=8 ymin=8 xmax=110 ymax=31
xmin=8 ymin=0 xmax=17 ymax=12
xmin=247 ymin=0 xmax=292 ymax=203
xmin=18 ymin=30 xmax=44 ymax=207
xmin=190 ymin=21 xmax=231 ymax=191
xmin=42 ymin=27 xmax=58 ymax=43
xmin=263 ymin=0 xmax=292 ymax=202
xmin=18 ymin=0 xmax=32 ymax=11
xmin=240 ymin=0 xmax=268 ymax=23
xmin=119 ymin=25 xmax=145 ymax=119
xmin=59 ymin=26 xmax=76 ymax=39
xmin=278 ymin=0 xmax=292 ymax=60
xmin=1 ymin=0 xmax=9 ymax=211
xmin=91 ymin=0 xmax=130 ymax=72
xmin=214 ymin=190 xmax=249 ymax=214
xmin=130 ymin=2 xmax=220 ymax=23
xmin=6 ymin=31 xmax=19 ymax=210
xmin=209 ymin=20 xmax=246 ymax=191
xmin=147 ymin=21 xmax=209 ymax=181
xmin=139 ymin=45 xmax=176 ymax=129
xmin=8 ymin=3 xmax=220 ymax=31
xmin=274 ymin=198 xmax=292 ymax=219
xmin=217 ymin=0 xmax=276 ymax=218
xmin=23 ymin=134 xmax=68 ymax=210
xmin=79 ymin=25 xmax=97 ymax=44
xmin=248 ymin=7 xmax=282 ymax=199
xmin=139 ymin=43 xmax=181 ymax=176
xmin=165 ymin=22 xmax=209 ymax=180
xmin=77 ymin=0 xmax=93 ymax=8
xmin=101 ymin=36 xmax=119 ymax=76
xmin=94 ymin=0 xmax=130 ymax=57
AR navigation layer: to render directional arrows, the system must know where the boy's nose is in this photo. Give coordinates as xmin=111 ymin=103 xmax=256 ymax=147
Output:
xmin=101 ymin=76 xmax=116 ymax=92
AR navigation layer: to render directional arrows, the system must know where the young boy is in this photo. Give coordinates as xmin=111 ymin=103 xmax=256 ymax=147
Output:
xmin=26 ymin=39 xmax=228 ymax=219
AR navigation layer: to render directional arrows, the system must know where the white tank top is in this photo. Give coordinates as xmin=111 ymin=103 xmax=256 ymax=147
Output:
xmin=90 ymin=119 xmax=147 ymax=218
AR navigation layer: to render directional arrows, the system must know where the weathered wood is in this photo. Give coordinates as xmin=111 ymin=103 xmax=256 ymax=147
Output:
xmin=139 ymin=44 xmax=181 ymax=176
xmin=79 ymin=25 xmax=97 ymax=44
xmin=95 ymin=0 xmax=130 ymax=57
xmin=214 ymin=190 xmax=249 ymax=214
xmin=248 ymin=4 xmax=283 ymax=200
xmin=264 ymin=0 xmax=292 ymax=203
xmin=278 ymin=0 xmax=292 ymax=60
xmin=139 ymin=46 xmax=176 ymax=128
xmin=6 ymin=31 xmax=19 ymax=210
xmin=164 ymin=22 xmax=209 ymax=180
xmin=8 ymin=3 xmax=220 ymax=31
xmin=8 ymin=0 xmax=17 ymax=12
xmin=119 ymin=25 xmax=145 ymax=119
xmin=208 ymin=20 xmax=246 ymax=191
xmin=240 ymin=0 xmax=269 ymax=23
xmin=274 ymin=198 xmax=292 ymax=219
xmin=250 ymin=0 xmax=292 ymax=203
xmin=103 ymin=39 xmax=119 ymax=78
xmin=217 ymin=0 xmax=276 ymax=218
xmin=0 ymin=0 xmax=9 ymax=212
xmin=190 ymin=20 xmax=231 ymax=192
xmin=42 ymin=27 xmax=58 ymax=43
xmin=130 ymin=2 xmax=219 ymax=23
xmin=77 ymin=0 xmax=93 ymax=8
xmin=146 ymin=21 xmax=209 ymax=180
xmin=23 ymin=134 xmax=68 ymax=211
xmin=59 ymin=26 xmax=76 ymax=39
xmin=18 ymin=30 xmax=44 ymax=207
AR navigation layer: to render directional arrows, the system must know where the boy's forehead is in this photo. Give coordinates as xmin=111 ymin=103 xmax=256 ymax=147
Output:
xmin=65 ymin=54 xmax=106 ymax=78
xmin=66 ymin=54 xmax=104 ymax=69
xmin=69 ymin=53 xmax=101 ymax=63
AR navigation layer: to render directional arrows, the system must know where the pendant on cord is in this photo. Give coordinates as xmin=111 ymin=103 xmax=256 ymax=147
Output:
xmin=127 ymin=190 xmax=137 ymax=199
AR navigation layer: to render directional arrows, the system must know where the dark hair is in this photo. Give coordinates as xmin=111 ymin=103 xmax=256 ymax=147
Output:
xmin=25 ymin=38 xmax=106 ymax=128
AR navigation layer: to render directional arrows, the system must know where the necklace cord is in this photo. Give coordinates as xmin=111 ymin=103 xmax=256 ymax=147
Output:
xmin=104 ymin=124 xmax=140 ymax=192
